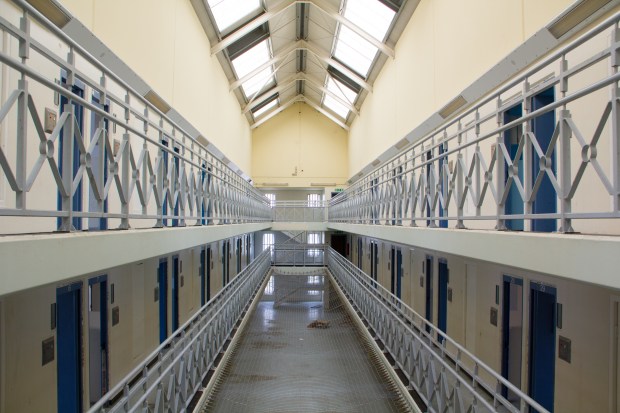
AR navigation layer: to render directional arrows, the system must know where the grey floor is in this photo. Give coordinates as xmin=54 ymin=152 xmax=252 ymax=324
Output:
xmin=202 ymin=269 xmax=407 ymax=413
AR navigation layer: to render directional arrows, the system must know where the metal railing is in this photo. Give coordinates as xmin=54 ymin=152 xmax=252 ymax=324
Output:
xmin=271 ymin=243 xmax=326 ymax=266
xmin=326 ymin=248 xmax=549 ymax=413
xmin=330 ymin=12 xmax=620 ymax=233
xmin=87 ymin=250 xmax=271 ymax=413
xmin=271 ymin=200 xmax=327 ymax=222
xmin=0 ymin=0 xmax=270 ymax=233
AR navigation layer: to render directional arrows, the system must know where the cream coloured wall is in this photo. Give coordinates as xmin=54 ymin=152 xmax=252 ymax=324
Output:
xmin=252 ymin=102 xmax=348 ymax=188
xmin=57 ymin=0 xmax=252 ymax=173
xmin=348 ymin=0 xmax=576 ymax=177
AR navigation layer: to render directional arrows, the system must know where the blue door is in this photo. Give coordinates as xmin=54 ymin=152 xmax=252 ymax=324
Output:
xmin=237 ymin=238 xmax=242 ymax=275
xmin=529 ymin=283 xmax=557 ymax=412
xmin=504 ymin=105 xmax=524 ymax=231
xmin=200 ymin=248 xmax=206 ymax=306
xmin=172 ymin=256 xmax=179 ymax=332
xmin=87 ymin=275 xmax=108 ymax=406
xmin=206 ymin=247 xmax=212 ymax=301
xmin=88 ymin=92 xmax=108 ymax=231
xmin=390 ymin=247 xmax=396 ymax=295
xmin=502 ymin=275 xmax=524 ymax=405
xmin=437 ymin=259 xmax=449 ymax=342
xmin=57 ymin=78 xmax=85 ymax=231
xmin=357 ymin=238 xmax=363 ymax=269
xmin=425 ymin=255 xmax=433 ymax=333
xmin=396 ymin=249 xmax=402 ymax=300
xmin=370 ymin=241 xmax=378 ymax=287
xmin=158 ymin=259 xmax=168 ymax=343
xmin=57 ymin=281 xmax=83 ymax=413
xmin=222 ymin=241 xmax=230 ymax=286
xmin=531 ymin=88 xmax=557 ymax=232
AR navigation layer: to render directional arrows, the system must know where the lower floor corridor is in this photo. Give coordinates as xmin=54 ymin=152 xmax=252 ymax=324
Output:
xmin=197 ymin=269 xmax=411 ymax=413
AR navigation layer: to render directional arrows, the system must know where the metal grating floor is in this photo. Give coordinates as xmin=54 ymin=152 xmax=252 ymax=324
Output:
xmin=200 ymin=269 xmax=410 ymax=413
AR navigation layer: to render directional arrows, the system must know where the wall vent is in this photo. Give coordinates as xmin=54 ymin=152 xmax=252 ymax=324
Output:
xmin=394 ymin=138 xmax=409 ymax=150
xmin=26 ymin=0 xmax=70 ymax=28
xmin=371 ymin=159 xmax=381 ymax=167
xmin=144 ymin=90 xmax=171 ymax=114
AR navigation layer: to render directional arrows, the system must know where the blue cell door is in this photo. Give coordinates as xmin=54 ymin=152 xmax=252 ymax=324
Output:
xmin=531 ymin=88 xmax=557 ymax=232
xmin=88 ymin=92 xmax=109 ymax=231
xmin=504 ymin=105 xmax=524 ymax=231
xmin=529 ymin=283 xmax=557 ymax=412
xmin=502 ymin=275 xmax=524 ymax=405
xmin=236 ymin=238 xmax=242 ymax=275
xmin=357 ymin=238 xmax=363 ymax=269
xmin=222 ymin=241 xmax=230 ymax=286
xmin=158 ymin=259 xmax=168 ymax=343
xmin=88 ymin=275 xmax=108 ymax=406
xmin=425 ymin=256 xmax=433 ymax=333
xmin=396 ymin=249 xmax=402 ymax=300
xmin=437 ymin=259 xmax=449 ymax=342
xmin=57 ymin=78 xmax=85 ymax=231
xmin=57 ymin=281 xmax=83 ymax=413
xmin=370 ymin=241 xmax=378 ymax=287
xmin=200 ymin=248 xmax=206 ymax=306
xmin=390 ymin=247 xmax=396 ymax=295
xmin=172 ymin=256 xmax=179 ymax=332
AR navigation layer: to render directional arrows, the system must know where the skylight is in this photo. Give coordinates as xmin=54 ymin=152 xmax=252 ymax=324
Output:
xmin=323 ymin=77 xmax=357 ymax=119
xmin=253 ymin=99 xmax=278 ymax=118
xmin=333 ymin=0 xmax=396 ymax=77
xmin=343 ymin=0 xmax=396 ymax=42
xmin=230 ymin=39 xmax=275 ymax=98
xmin=207 ymin=0 xmax=262 ymax=33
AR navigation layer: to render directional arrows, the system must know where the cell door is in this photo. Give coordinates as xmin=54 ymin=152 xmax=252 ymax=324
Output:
xmin=246 ymin=235 xmax=251 ymax=265
xmin=357 ymin=238 xmax=363 ymax=269
xmin=222 ymin=241 xmax=230 ymax=286
xmin=502 ymin=275 xmax=523 ymax=404
xmin=370 ymin=241 xmax=378 ymax=287
xmin=531 ymin=88 xmax=557 ymax=232
xmin=158 ymin=259 xmax=168 ymax=343
xmin=88 ymin=92 xmax=109 ymax=231
xmin=437 ymin=259 xmax=449 ymax=342
xmin=200 ymin=248 xmax=206 ymax=306
xmin=390 ymin=247 xmax=396 ymax=295
xmin=529 ymin=283 xmax=557 ymax=412
xmin=57 ymin=79 xmax=85 ymax=231
xmin=88 ymin=275 xmax=108 ymax=406
xmin=57 ymin=282 xmax=83 ymax=413
xmin=172 ymin=256 xmax=179 ymax=332
xmin=206 ymin=247 xmax=212 ymax=301
xmin=237 ymin=238 xmax=242 ymax=274
xmin=504 ymin=105 xmax=524 ymax=231
xmin=425 ymin=255 xmax=433 ymax=332
xmin=396 ymin=249 xmax=403 ymax=300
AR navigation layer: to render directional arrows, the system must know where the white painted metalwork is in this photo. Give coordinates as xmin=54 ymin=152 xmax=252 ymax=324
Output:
xmin=0 ymin=0 xmax=271 ymax=232
xmin=87 ymin=250 xmax=272 ymax=413
xmin=325 ymin=248 xmax=549 ymax=413
xmin=272 ymin=243 xmax=325 ymax=266
xmin=271 ymin=200 xmax=327 ymax=222
xmin=330 ymin=12 xmax=620 ymax=233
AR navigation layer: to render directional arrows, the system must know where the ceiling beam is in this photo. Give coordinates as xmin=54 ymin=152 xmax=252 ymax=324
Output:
xmin=211 ymin=0 xmax=298 ymax=55
xmin=210 ymin=0 xmax=394 ymax=59
xmin=229 ymin=40 xmax=373 ymax=93
xmin=301 ymin=77 xmax=359 ymax=116
xmin=242 ymin=74 xmax=303 ymax=114
xmin=301 ymin=96 xmax=350 ymax=130
xmin=250 ymin=94 xmax=304 ymax=129
xmin=309 ymin=0 xmax=395 ymax=59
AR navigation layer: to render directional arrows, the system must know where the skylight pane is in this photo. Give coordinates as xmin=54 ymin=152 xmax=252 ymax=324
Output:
xmin=207 ymin=0 xmax=261 ymax=32
xmin=334 ymin=26 xmax=377 ymax=76
xmin=323 ymin=77 xmax=356 ymax=119
xmin=323 ymin=95 xmax=350 ymax=119
xmin=231 ymin=39 xmax=274 ymax=98
xmin=343 ymin=0 xmax=396 ymax=42
xmin=253 ymin=100 xmax=278 ymax=118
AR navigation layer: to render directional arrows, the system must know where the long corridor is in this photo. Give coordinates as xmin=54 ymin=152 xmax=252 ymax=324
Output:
xmin=198 ymin=269 xmax=412 ymax=413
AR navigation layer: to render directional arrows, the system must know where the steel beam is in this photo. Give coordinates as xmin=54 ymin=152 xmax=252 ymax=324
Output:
xmin=250 ymin=94 xmax=305 ymax=129
xmin=301 ymin=96 xmax=350 ymax=130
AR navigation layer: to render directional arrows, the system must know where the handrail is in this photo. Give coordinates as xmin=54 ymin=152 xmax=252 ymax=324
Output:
xmin=326 ymin=247 xmax=550 ymax=413
xmin=330 ymin=11 xmax=620 ymax=233
xmin=0 ymin=0 xmax=271 ymax=232
xmin=271 ymin=200 xmax=327 ymax=222
xmin=271 ymin=243 xmax=326 ymax=266
xmin=88 ymin=251 xmax=272 ymax=412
